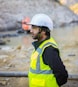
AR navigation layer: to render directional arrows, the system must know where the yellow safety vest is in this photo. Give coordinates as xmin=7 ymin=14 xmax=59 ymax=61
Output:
xmin=28 ymin=37 xmax=59 ymax=87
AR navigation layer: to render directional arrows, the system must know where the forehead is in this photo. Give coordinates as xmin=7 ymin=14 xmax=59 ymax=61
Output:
xmin=31 ymin=25 xmax=40 ymax=29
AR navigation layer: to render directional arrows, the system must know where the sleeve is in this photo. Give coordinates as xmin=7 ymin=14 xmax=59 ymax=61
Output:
xmin=42 ymin=46 xmax=68 ymax=86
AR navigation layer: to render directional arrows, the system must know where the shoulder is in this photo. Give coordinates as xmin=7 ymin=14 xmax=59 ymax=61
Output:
xmin=44 ymin=45 xmax=59 ymax=54
xmin=42 ymin=45 xmax=60 ymax=65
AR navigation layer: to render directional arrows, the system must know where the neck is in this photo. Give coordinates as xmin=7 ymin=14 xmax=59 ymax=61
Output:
xmin=38 ymin=35 xmax=47 ymax=42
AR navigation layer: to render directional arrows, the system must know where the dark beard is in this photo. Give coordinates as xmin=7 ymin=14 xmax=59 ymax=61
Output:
xmin=33 ymin=32 xmax=41 ymax=40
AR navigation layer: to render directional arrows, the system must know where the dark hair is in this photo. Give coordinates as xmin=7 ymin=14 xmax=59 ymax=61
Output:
xmin=39 ymin=26 xmax=50 ymax=37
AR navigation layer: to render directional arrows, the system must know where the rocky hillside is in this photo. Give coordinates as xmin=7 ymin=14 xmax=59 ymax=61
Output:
xmin=0 ymin=0 xmax=78 ymax=31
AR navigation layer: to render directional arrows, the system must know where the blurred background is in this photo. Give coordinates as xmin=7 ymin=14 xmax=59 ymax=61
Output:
xmin=0 ymin=0 xmax=78 ymax=87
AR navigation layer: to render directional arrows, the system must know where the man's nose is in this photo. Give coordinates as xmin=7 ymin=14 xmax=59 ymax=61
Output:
xmin=29 ymin=28 xmax=32 ymax=33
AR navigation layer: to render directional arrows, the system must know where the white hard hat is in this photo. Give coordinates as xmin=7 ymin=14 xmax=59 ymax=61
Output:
xmin=29 ymin=14 xmax=53 ymax=31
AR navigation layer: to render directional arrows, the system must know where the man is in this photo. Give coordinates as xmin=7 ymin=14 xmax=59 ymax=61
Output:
xmin=28 ymin=14 xmax=68 ymax=87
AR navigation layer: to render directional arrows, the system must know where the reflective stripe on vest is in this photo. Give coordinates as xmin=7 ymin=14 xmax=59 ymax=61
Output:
xmin=30 ymin=42 xmax=57 ymax=74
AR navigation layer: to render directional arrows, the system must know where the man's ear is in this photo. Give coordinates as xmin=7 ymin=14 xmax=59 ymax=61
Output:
xmin=39 ymin=27 xmax=46 ymax=35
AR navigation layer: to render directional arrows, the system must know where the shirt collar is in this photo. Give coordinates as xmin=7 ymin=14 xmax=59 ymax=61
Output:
xmin=32 ymin=36 xmax=50 ymax=50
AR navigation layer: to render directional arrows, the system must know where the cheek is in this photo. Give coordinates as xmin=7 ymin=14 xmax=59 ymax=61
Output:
xmin=33 ymin=29 xmax=39 ymax=34
xmin=34 ymin=31 xmax=38 ymax=34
